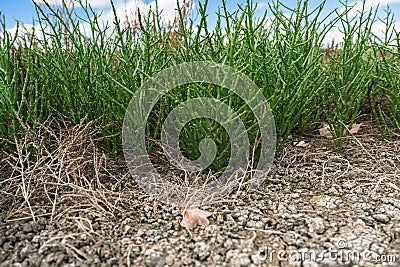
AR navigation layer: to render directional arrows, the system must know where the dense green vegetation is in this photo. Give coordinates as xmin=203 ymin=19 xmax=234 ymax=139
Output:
xmin=0 ymin=0 xmax=399 ymax=171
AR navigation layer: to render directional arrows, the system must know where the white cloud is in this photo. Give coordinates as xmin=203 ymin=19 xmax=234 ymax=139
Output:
xmin=101 ymin=0 xmax=180 ymax=25
xmin=33 ymin=0 xmax=63 ymax=5
xmin=78 ymin=0 xmax=194 ymax=34
xmin=5 ymin=23 xmax=52 ymax=46
xmin=371 ymin=21 xmax=400 ymax=40
xmin=6 ymin=23 xmax=38 ymax=39
xmin=33 ymin=0 xmax=112 ymax=8
xmin=340 ymin=0 xmax=400 ymax=17
xmin=321 ymin=21 xmax=400 ymax=46
xmin=322 ymin=27 xmax=345 ymax=47
xmin=328 ymin=0 xmax=400 ymax=45
xmin=29 ymin=0 xmax=195 ymax=39
xmin=33 ymin=0 xmax=194 ymax=19
xmin=255 ymin=2 xmax=267 ymax=11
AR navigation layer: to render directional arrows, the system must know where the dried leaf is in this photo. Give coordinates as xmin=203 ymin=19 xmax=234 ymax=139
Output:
xmin=349 ymin=123 xmax=362 ymax=134
xmin=319 ymin=123 xmax=333 ymax=139
xmin=319 ymin=122 xmax=363 ymax=138
xmin=295 ymin=140 xmax=308 ymax=147
xmin=180 ymin=205 xmax=213 ymax=229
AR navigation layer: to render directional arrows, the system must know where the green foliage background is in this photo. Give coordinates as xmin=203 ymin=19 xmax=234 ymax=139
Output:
xmin=0 ymin=0 xmax=399 ymax=171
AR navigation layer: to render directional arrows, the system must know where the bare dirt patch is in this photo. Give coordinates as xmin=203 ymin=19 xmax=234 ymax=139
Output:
xmin=1 ymin=116 xmax=399 ymax=266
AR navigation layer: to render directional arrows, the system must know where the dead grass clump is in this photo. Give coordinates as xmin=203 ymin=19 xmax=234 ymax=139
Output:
xmin=0 ymin=114 xmax=131 ymax=223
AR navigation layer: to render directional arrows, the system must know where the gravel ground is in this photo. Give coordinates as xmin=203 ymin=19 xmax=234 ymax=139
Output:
xmin=1 ymin=117 xmax=399 ymax=266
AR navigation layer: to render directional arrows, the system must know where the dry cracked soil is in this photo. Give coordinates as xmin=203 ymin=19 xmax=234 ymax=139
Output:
xmin=0 ymin=116 xmax=399 ymax=266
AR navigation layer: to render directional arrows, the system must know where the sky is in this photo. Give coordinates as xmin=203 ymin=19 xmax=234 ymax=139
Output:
xmin=1 ymin=0 xmax=400 ymax=45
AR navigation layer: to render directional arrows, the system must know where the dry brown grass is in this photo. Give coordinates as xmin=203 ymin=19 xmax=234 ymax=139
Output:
xmin=0 ymin=114 xmax=134 ymax=223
